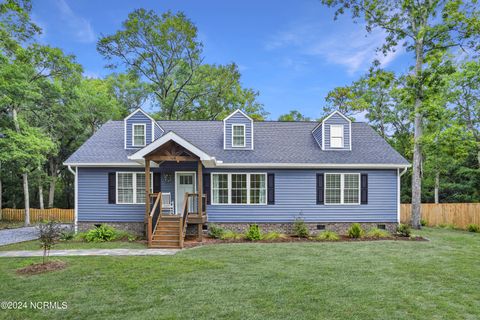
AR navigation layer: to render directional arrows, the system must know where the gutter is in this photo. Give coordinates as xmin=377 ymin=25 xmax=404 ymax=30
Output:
xmin=67 ymin=165 xmax=78 ymax=233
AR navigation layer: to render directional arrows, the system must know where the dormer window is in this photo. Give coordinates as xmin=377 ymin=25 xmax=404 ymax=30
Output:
xmin=132 ymin=124 xmax=146 ymax=147
xmin=232 ymin=124 xmax=246 ymax=147
xmin=330 ymin=125 xmax=344 ymax=148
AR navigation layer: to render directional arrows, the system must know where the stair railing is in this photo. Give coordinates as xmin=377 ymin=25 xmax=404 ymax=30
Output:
xmin=148 ymin=192 xmax=162 ymax=247
xmin=179 ymin=192 xmax=190 ymax=248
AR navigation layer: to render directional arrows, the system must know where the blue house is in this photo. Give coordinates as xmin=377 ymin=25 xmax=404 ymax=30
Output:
xmin=64 ymin=109 xmax=410 ymax=248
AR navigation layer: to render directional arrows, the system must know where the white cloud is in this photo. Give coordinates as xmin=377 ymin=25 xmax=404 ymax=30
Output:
xmin=266 ymin=21 xmax=403 ymax=74
xmin=55 ymin=0 xmax=96 ymax=43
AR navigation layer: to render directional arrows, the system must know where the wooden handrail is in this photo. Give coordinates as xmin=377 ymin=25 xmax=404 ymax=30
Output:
xmin=150 ymin=192 xmax=162 ymax=217
xmin=179 ymin=192 xmax=190 ymax=248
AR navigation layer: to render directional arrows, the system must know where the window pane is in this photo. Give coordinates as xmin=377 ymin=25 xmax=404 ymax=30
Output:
xmin=136 ymin=173 xmax=146 ymax=204
xmin=231 ymin=174 xmax=247 ymax=204
xmin=344 ymin=174 xmax=359 ymax=204
xmin=212 ymin=174 xmax=228 ymax=204
xmin=330 ymin=137 xmax=343 ymax=148
xmin=118 ymin=173 xmax=133 ymax=204
xmin=250 ymin=174 xmax=266 ymax=204
xmin=325 ymin=174 xmax=341 ymax=204
xmin=330 ymin=125 xmax=343 ymax=137
xmin=232 ymin=125 xmax=245 ymax=147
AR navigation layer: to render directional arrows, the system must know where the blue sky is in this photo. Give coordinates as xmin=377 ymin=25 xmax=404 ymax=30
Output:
xmin=31 ymin=0 xmax=414 ymax=120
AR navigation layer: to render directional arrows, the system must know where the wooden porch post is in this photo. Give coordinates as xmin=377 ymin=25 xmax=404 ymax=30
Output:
xmin=145 ymin=158 xmax=151 ymax=220
xmin=197 ymin=161 xmax=203 ymax=241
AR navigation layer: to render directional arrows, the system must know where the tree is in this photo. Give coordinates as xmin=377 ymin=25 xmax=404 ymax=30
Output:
xmin=278 ymin=110 xmax=311 ymax=121
xmin=38 ymin=220 xmax=61 ymax=264
xmin=106 ymin=73 xmax=150 ymax=115
xmin=321 ymin=0 xmax=480 ymax=228
xmin=324 ymin=86 xmax=367 ymax=117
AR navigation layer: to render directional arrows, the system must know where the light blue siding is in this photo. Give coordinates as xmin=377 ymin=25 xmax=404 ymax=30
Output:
xmin=224 ymin=112 xmax=253 ymax=150
xmin=125 ymin=111 xmax=163 ymax=148
xmin=78 ymin=167 xmax=398 ymax=223
xmin=205 ymin=169 xmax=398 ymax=223
xmin=312 ymin=124 xmax=322 ymax=147
xmin=324 ymin=113 xmax=351 ymax=150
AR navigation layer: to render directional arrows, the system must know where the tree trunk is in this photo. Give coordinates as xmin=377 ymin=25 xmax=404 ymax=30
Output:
xmin=0 ymin=162 xmax=2 ymax=220
xmin=22 ymin=173 xmax=30 ymax=226
xmin=434 ymin=171 xmax=439 ymax=204
xmin=411 ymin=39 xmax=424 ymax=229
xmin=39 ymin=182 xmax=44 ymax=210
xmin=12 ymin=106 xmax=30 ymax=226
xmin=48 ymin=160 xmax=58 ymax=208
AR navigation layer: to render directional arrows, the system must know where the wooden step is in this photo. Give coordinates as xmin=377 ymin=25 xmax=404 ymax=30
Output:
xmin=157 ymin=221 xmax=179 ymax=226
xmin=153 ymin=234 xmax=179 ymax=241
xmin=151 ymin=240 xmax=180 ymax=247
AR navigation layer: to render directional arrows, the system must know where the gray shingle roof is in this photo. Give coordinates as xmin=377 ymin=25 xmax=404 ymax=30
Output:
xmin=65 ymin=120 xmax=409 ymax=165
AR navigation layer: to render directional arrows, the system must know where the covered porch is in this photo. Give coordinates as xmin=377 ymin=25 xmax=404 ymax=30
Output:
xmin=129 ymin=134 xmax=212 ymax=248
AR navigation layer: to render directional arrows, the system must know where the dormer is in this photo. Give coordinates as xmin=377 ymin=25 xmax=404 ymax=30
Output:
xmin=312 ymin=111 xmax=351 ymax=151
xmin=223 ymin=109 xmax=254 ymax=150
xmin=124 ymin=108 xmax=164 ymax=149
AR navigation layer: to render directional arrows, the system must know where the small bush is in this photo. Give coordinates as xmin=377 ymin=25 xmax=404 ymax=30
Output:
xmin=221 ymin=230 xmax=244 ymax=240
xmin=347 ymin=223 xmax=364 ymax=239
xmin=316 ymin=231 xmax=339 ymax=241
xmin=420 ymin=219 xmax=428 ymax=227
xmin=74 ymin=232 xmax=87 ymax=241
xmin=114 ymin=230 xmax=136 ymax=241
xmin=85 ymin=224 xmax=116 ymax=242
xmin=467 ymin=224 xmax=480 ymax=233
xmin=263 ymin=232 xmax=288 ymax=241
xmin=366 ymin=228 xmax=390 ymax=239
xmin=396 ymin=223 xmax=411 ymax=237
xmin=38 ymin=221 xmax=61 ymax=264
xmin=293 ymin=219 xmax=309 ymax=238
xmin=245 ymin=224 xmax=262 ymax=241
xmin=59 ymin=231 xmax=75 ymax=241
xmin=208 ymin=224 xmax=225 ymax=239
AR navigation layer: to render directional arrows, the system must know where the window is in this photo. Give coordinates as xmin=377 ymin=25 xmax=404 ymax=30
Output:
xmin=117 ymin=172 xmax=152 ymax=204
xmin=330 ymin=125 xmax=344 ymax=148
xmin=325 ymin=173 xmax=360 ymax=205
xmin=132 ymin=124 xmax=146 ymax=147
xmin=211 ymin=173 xmax=267 ymax=205
xmin=212 ymin=174 xmax=229 ymax=204
xmin=232 ymin=124 xmax=245 ymax=147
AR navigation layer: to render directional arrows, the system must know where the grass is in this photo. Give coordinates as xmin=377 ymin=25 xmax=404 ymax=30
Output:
xmin=0 ymin=228 xmax=479 ymax=319
xmin=0 ymin=240 xmax=146 ymax=251
xmin=0 ymin=221 xmax=24 ymax=230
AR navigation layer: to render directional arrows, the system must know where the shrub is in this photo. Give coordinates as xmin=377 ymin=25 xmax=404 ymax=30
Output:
xmin=38 ymin=221 xmax=61 ymax=264
xmin=59 ymin=231 xmax=75 ymax=241
xmin=245 ymin=224 xmax=262 ymax=241
xmin=396 ymin=223 xmax=411 ymax=237
xmin=114 ymin=230 xmax=136 ymax=241
xmin=438 ymin=223 xmax=457 ymax=230
xmin=366 ymin=228 xmax=390 ymax=239
xmin=208 ymin=224 xmax=225 ymax=239
xmin=420 ymin=219 xmax=428 ymax=227
xmin=347 ymin=223 xmax=364 ymax=239
xmin=221 ymin=230 xmax=244 ymax=240
xmin=85 ymin=224 xmax=116 ymax=242
xmin=74 ymin=232 xmax=87 ymax=241
xmin=263 ymin=232 xmax=288 ymax=241
xmin=467 ymin=224 xmax=480 ymax=233
xmin=316 ymin=230 xmax=339 ymax=241
xmin=293 ymin=219 xmax=309 ymax=238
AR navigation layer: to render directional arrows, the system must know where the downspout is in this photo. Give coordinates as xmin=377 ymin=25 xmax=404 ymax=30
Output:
xmin=67 ymin=165 xmax=78 ymax=233
xmin=397 ymin=167 xmax=408 ymax=224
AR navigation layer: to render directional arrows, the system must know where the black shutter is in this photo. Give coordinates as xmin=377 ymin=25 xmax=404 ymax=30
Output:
xmin=153 ymin=172 xmax=161 ymax=193
xmin=361 ymin=173 xmax=368 ymax=204
xmin=316 ymin=173 xmax=324 ymax=205
xmin=203 ymin=173 xmax=211 ymax=205
xmin=267 ymin=173 xmax=275 ymax=205
xmin=108 ymin=172 xmax=116 ymax=204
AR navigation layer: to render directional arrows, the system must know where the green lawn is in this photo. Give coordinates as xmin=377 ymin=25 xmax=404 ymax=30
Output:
xmin=0 ymin=228 xmax=479 ymax=320
xmin=0 ymin=221 xmax=24 ymax=230
xmin=0 ymin=240 xmax=146 ymax=251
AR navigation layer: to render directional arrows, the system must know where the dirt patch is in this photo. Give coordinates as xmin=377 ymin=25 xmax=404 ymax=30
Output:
xmin=16 ymin=260 xmax=67 ymax=276
xmin=184 ymin=235 xmax=428 ymax=248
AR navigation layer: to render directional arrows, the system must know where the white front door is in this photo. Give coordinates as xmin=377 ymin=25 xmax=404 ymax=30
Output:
xmin=175 ymin=172 xmax=196 ymax=214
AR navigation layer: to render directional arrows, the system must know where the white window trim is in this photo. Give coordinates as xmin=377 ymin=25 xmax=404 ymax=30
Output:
xmin=211 ymin=172 xmax=267 ymax=205
xmin=132 ymin=123 xmax=146 ymax=147
xmin=231 ymin=124 xmax=246 ymax=148
xmin=324 ymin=173 xmax=360 ymax=205
xmin=116 ymin=172 xmax=153 ymax=205
xmin=330 ymin=124 xmax=344 ymax=148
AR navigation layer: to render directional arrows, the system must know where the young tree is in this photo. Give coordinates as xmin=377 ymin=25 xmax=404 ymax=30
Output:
xmin=320 ymin=0 xmax=480 ymax=228
xmin=38 ymin=220 xmax=61 ymax=264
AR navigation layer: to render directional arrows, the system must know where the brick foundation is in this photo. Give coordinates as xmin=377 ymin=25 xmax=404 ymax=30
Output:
xmin=211 ymin=222 xmax=398 ymax=235
xmin=77 ymin=222 xmax=145 ymax=236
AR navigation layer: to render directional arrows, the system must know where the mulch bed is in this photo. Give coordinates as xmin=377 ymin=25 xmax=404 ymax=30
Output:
xmin=16 ymin=260 xmax=67 ymax=276
xmin=183 ymin=235 xmax=428 ymax=248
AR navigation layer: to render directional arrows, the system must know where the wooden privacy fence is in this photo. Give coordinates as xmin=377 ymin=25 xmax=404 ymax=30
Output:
xmin=401 ymin=203 xmax=480 ymax=229
xmin=1 ymin=208 xmax=74 ymax=223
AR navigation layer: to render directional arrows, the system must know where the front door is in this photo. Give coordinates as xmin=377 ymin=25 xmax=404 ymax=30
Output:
xmin=175 ymin=172 xmax=196 ymax=214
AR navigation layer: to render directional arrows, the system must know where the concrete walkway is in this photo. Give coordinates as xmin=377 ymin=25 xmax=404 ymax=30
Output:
xmin=0 ymin=226 xmax=39 ymax=246
xmin=0 ymin=248 xmax=179 ymax=258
